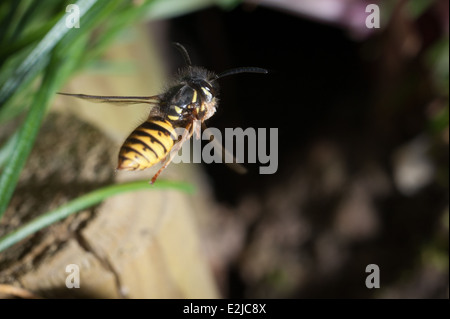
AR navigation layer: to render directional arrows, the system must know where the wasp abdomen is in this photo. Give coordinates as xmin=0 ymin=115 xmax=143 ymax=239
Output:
xmin=117 ymin=117 xmax=178 ymax=171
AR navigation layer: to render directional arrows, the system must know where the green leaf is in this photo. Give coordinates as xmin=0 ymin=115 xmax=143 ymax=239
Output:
xmin=0 ymin=180 xmax=195 ymax=252
xmin=0 ymin=0 xmax=97 ymax=107
xmin=0 ymin=31 xmax=87 ymax=219
xmin=145 ymin=0 xmax=241 ymax=21
xmin=0 ymin=130 xmax=19 ymax=169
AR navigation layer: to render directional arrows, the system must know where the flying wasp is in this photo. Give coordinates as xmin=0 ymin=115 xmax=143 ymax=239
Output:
xmin=59 ymin=43 xmax=267 ymax=184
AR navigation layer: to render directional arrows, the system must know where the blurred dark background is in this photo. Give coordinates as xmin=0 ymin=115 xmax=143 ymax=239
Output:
xmin=170 ymin=5 xmax=371 ymax=201
xmin=161 ymin=1 xmax=448 ymax=298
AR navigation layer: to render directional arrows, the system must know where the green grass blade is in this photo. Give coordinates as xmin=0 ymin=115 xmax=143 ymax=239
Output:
xmin=0 ymin=130 xmax=19 ymax=169
xmin=0 ymin=1 xmax=20 ymax=44
xmin=0 ymin=34 xmax=86 ymax=219
xmin=0 ymin=62 xmax=58 ymax=218
xmin=146 ymin=0 xmax=240 ymax=20
xmin=0 ymin=0 xmax=97 ymax=107
xmin=9 ymin=1 xmax=50 ymax=43
xmin=0 ymin=180 xmax=195 ymax=252
xmin=0 ymin=16 xmax=57 ymax=63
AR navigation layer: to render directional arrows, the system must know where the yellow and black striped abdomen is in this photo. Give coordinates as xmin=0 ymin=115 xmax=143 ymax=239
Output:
xmin=117 ymin=117 xmax=178 ymax=171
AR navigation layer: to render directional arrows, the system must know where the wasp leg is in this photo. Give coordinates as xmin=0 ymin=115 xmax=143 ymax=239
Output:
xmin=193 ymin=119 xmax=201 ymax=140
xmin=150 ymin=123 xmax=193 ymax=184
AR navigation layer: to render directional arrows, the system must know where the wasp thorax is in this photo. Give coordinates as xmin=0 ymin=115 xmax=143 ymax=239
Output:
xmin=165 ymin=77 xmax=218 ymax=123
xmin=166 ymin=85 xmax=196 ymax=122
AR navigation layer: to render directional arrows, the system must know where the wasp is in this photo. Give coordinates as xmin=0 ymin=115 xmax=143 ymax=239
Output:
xmin=59 ymin=43 xmax=267 ymax=184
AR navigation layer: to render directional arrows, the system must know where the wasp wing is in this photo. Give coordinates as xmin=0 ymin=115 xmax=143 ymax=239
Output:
xmin=58 ymin=92 xmax=161 ymax=106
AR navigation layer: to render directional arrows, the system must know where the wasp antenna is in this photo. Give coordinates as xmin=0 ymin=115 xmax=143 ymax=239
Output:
xmin=172 ymin=42 xmax=192 ymax=66
xmin=216 ymin=67 xmax=268 ymax=80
